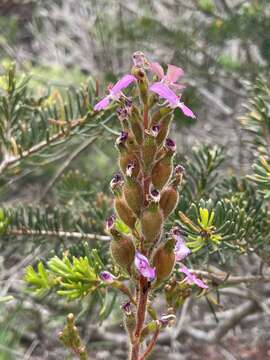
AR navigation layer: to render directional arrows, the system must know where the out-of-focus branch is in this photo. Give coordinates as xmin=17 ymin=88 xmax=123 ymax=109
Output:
xmin=0 ymin=116 xmax=88 ymax=176
xmin=38 ymin=132 xmax=101 ymax=201
xmin=192 ymin=270 xmax=270 ymax=285
xmin=7 ymin=229 xmax=110 ymax=241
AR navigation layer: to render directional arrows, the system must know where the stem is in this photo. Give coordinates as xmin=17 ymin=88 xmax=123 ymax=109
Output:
xmin=130 ymin=276 xmax=149 ymax=359
xmin=143 ymin=105 xmax=148 ymax=129
xmin=139 ymin=328 xmax=160 ymax=360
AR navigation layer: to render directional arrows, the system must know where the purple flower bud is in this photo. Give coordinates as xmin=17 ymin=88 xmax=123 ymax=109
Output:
xmin=100 ymin=271 xmax=115 ymax=282
xmin=149 ymin=188 xmax=160 ymax=203
xmin=110 ymin=173 xmax=123 ymax=190
xmin=180 ymin=265 xmax=208 ymax=289
xmin=106 ymin=214 xmax=116 ymax=231
xmin=116 ymin=131 xmax=128 ymax=145
xmin=132 ymin=51 xmax=148 ymax=68
xmin=121 ymin=301 xmax=132 ymax=316
xmin=165 ymin=138 xmax=176 ymax=152
xmin=126 ymin=161 xmax=136 ymax=177
xmin=124 ymin=97 xmax=133 ymax=109
xmin=159 ymin=314 xmax=176 ymax=327
xmin=151 ymin=125 xmax=160 ymax=137
xmin=117 ymin=107 xmax=129 ymax=121
xmin=134 ymin=251 xmax=156 ymax=281
xmin=175 ymin=164 xmax=185 ymax=175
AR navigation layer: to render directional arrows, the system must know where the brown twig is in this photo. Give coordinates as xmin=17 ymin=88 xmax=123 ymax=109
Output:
xmin=139 ymin=327 xmax=160 ymax=360
xmin=7 ymin=229 xmax=110 ymax=241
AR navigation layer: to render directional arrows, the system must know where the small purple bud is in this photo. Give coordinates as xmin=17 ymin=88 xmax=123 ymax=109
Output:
xmin=100 ymin=271 xmax=115 ymax=282
xmin=117 ymin=107 xmax=129 ymax=121
xmin=159 ymin=314 xmax=176 ymax=327
xmin=175 ymin=164 xmax=185 ymax=175
xmin=151 ymin=125 xmax=160 ymax=137
xmin=126 ymin=161 xmax=136 ymax=177
xmin=165 ymin=138 xmax=176 ymax=152
xmin=134 ymin=251 xmax=156 ymax=281
xmin=149 ymin=187 xmax=160 ymax=203
xmin=116 ymin=131 xmax=128 ymax=145
xmin=121 ymin=301 xmax=132 ymax=316
xmin=106 ymin=214 xmax=116 ymax=231
xmin=124 ymin=97 xmax=133 ymax=109
xmin=110 ymin=173 xmax=123 ymax=190
xmin=132 ymin=51 xmax=148 ymax=68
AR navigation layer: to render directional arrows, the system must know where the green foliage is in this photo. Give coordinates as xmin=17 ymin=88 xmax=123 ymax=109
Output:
xmin=0 ymin=62 xmax=110 ymax=191
xmin=178 ymin=145 xmax=225 ymax=210
xmin=25 ymin=246 xmax=103 ymax=299
xmin=176 ymin=145 xmax=270 ymax=262
xmin=239 ymin=78 xmax=270 ymax=151
xmin=240 ymin=78 xmax=270 ymax=199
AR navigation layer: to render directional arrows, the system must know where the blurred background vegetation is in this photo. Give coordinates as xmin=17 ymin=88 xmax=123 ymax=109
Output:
xmin=0 ymin=1 xmax=270 ymax=359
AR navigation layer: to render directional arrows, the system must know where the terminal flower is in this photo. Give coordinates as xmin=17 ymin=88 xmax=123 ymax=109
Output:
xmin=150 ymin=62 xmax=185 ymax=91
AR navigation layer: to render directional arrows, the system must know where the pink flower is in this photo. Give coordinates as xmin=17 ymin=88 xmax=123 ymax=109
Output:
xmin=134 ymin=252 xmax=156 ymax=281
xmin=150 ymin=82 xmax=196 ymax=119
xmin=171 ymin=227 xmax=191 ymax=261
xmin=149 ymin=63 xmax=185 ymax=91
xmin=180 ymin=265 xmax=208 ymax=289
xmin=94 ymin=74 xmax=136 ymax=111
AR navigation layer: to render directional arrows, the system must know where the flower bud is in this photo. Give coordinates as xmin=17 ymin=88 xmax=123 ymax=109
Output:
xmin=110 ymin=233 xmax=135 ymax=273
xmin=110 ymin=173 xmax=123 ymax=194
xmin=142 ymin=133 xmax=158 ymax=170
xmin=153 ymin=238 xmax=176 ymax=282
xmin=132 ymin=51 xmax=148 ymax=68
xmin=116 ymin=133 xmax=140 ymax=177
xmin=114 ymin=196 xmax=137 ymax=229
xmin=100 ymin=271 xmax=115 ymax=282
xmin=141 ymin=196 xmax=163 ymax=251
xmin=151 ymin=108 xmax=172 ymax=125
xmin=156 ymin=113 xmax=173 ymax=146
xmin=122 ymin=301 xmax=136 ymax=342
xmin=131 ymin=66 xmax=148 ymax=105
xmin=159 ymin=186 xmax=179 ymax=219
xmin=129 ymin=106 xmax=144 ymax=144
xmin=123 ymin=177 xmax=143 ymax=217
xmin=151 ymin=138 xmax=176 ymax=190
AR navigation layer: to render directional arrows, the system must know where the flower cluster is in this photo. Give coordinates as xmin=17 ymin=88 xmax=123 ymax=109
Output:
xmin=95 ymin=52 xmax=207 ymax=359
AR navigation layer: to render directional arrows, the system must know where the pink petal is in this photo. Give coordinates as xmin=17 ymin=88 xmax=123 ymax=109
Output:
xmin=180 ymin=266 xmax=208 ymax=288
xmin=193 ymin=277 xmax=208 ymax=289
xmin=179 ymin=103 xmax=196 ymax=118
xmin=150 ymin=82 xmax=179 ymax=107
xmin=179 ymin=265 xmax=192 ymax=278
xmin=94 ymin=96 xmax=110 ymax=111
xmin=175 ymin=241 xmax=191 ymax=261
xmin=111 ymin=74 xmax=136 ymax=95
xmin=170 ymin=83 xmax=186 ymax=91
xmin=166 ymin=64 xmax=184 ymax=83
xmin=149 ymin=62 xmax=165 ymax=79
